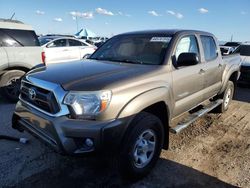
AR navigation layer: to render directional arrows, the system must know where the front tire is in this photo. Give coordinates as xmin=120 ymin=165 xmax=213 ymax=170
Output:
xmin=118 ymin=112 xmax=164 ymax=180
xmin=0 ymin=70 xmax=25 ymax=102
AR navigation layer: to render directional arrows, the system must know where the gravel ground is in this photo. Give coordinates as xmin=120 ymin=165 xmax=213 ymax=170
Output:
xmin=0 ymin=87 xmax=249 ymax=188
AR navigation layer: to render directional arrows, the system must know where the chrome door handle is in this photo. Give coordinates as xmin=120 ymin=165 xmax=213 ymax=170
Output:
xmin=199 ymin=69 xmax=206 ymax=74
xmin=63 ymin=49 xmax=69 ymax=51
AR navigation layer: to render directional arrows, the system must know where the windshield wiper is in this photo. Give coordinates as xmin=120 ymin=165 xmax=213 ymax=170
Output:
xmin=116 ymin=59 xmax=144 ymax=64
xmin=89 ymin=57 xmax=144 ymax=64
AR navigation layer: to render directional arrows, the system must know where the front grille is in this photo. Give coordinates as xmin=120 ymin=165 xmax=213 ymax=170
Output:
xmin=20 ymin=82 xmax=60 ymax=114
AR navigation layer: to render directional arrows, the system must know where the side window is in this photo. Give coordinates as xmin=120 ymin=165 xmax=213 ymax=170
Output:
xmin=68 ymin=39 xmax=84 ymax=46
xmin=0 ymin=29 xmax=39 ymax=46
xmin=200 ymin=36 xmax=218 ymax=61
xmin=47 ymin=39 xmax=67 ymax=48
xmin=175 ymin=35 xmax=199 ymax=60
xmin=0 ymin=30 xmax=22 ymax=47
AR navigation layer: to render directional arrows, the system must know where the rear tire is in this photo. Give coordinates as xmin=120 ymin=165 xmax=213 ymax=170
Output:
xmin=118 ymin=112 xmax=164 ymax=180
xmin=0 ymin=70 xmax=25 ymax=102
xmin=213 ymin=81 xmax=234 ymax=113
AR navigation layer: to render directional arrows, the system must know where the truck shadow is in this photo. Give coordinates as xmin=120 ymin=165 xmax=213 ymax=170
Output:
xmin=17 ymin=156 xmax=236 ymax=188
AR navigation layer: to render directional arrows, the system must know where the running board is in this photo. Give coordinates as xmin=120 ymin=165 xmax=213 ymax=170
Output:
xmin=170 ymin=99 xmax=223 ymax=134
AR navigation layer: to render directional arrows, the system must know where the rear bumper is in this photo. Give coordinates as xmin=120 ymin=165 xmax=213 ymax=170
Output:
xmin=12 ymin=101 xmax=132 ymax=155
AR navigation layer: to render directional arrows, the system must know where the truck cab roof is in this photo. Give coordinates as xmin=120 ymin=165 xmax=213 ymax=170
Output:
xmin=118 ymin=29 xmax=214 ymax=37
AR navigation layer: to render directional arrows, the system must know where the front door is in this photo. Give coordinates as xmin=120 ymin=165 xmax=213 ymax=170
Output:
xmin=172 ymin=35 xmax=205 ymax=117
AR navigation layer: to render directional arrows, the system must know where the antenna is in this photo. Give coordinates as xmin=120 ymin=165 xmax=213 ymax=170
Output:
xmin=10 ymin=13 xmax=15 ymax=20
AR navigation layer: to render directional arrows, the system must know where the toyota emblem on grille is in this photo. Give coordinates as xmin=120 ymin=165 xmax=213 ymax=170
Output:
xmin=28 ymin=88 xmax=36 ymax=100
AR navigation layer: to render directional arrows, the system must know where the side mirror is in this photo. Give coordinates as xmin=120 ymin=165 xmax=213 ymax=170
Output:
xmin=177 ymin=53 xmax=199 ymax=67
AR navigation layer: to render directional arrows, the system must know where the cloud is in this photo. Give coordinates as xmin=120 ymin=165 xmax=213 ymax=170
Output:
xmin=241 ymin=11 xmax=247 ymax=15
xmin=167 ymin=10 xmax=175 ymax=15
xmin=117 ymin=11 xmax=132 ymax=17
xmin=69 ymin=11 xmax=94 ymax=19
xmin=167 ymin=10 xmax=183 ymax=19
xmin=36 ymin=10 xmax=45 ymax=15
xmin=148 ymin=10 xmax=161 ymax=17
xmin=96 ymin=8 xmax=114 ymax=16
xmin=125 ymin=14 xmax=132 ymax=17
xmin=54 ymin=18 xmax=63 ymax=22
xmin=198 ymin=8 xmax=209 ymax=14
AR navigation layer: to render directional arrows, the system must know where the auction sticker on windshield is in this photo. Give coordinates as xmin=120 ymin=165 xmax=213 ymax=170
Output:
xmin=150 ymin=37 xmax=172 ymax=43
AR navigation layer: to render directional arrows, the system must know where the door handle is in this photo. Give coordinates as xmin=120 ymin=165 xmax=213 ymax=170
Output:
xmin=199 ymin=69 xmax=206 ymax=74
xmin=63 ymin=49 xmax=69 ymax=51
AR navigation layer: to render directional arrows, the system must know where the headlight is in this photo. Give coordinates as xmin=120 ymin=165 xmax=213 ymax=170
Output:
xmin=63 ymin=90 xmax=112 ymax=119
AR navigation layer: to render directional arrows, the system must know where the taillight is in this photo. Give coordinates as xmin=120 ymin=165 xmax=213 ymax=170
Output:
xmin=41 ymin=52 xmax=46 ymax=64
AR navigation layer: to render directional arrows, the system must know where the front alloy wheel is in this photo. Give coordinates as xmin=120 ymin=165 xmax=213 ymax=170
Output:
xmin=133 ymin=129 xmax=156 ymax=169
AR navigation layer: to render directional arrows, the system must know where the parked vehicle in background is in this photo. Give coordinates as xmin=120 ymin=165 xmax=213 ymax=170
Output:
xmin=39 ymin=36 xmax=96 ymax=64
xmin=234 ymin=43 xmax=250 ymax=84
xmin=220 ymin=42 xmax=241 ymax=55
xmin=220 ymin=46 xmax=234 ymax=55
xmin=13 ymin=30 xmax=241 ymax=179
xmin=0 ymin=19 xmax=43 ymax=102
xmin=223 ymin=42 xmax=241 ymax=49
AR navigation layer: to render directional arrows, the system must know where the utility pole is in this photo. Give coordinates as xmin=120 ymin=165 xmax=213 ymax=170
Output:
xmin=230 ymin=35 xmax=233 ymax=42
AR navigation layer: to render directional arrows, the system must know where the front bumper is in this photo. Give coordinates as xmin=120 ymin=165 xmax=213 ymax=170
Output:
xmin=12 ymin=100 xmax=132 ymax=155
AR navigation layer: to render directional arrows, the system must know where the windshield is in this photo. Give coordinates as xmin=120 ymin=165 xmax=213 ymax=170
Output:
xmin=39 ymin=37 xmax=53 ymax=46
xmin=89 ymin=34 xmax=172 ymax=65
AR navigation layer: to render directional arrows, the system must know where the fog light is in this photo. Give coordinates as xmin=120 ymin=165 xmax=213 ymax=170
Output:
xmin=85 ymin=138 xmax=94 ymax=147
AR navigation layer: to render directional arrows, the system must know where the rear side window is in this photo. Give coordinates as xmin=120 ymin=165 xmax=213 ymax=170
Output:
xmin=68 ymin=39 xmax=86 ymax=46
xmin=201 ymin=36 xmax=218 ymax=61
xmin=0 ymin=29 xmax=39 ymax=47
xmin=0 ymin=31 xmax=21 ymax=47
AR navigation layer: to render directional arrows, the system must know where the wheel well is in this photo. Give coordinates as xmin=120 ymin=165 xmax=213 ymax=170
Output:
xmin=142 ymin=101 xmax=169 ymax=149
xmin=229 ymin=71 xmax=238 ymax=86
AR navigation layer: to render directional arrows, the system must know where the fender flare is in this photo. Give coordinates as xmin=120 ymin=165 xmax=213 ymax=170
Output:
xmin=117 ymin=87 xmax=171 ymax=119
xmin=219 ymin=65 xmax=240 ymax=94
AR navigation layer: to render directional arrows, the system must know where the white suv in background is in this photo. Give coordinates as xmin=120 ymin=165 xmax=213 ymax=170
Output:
xmin=0 ymin=19 xmax=43 ymax=102
xmin=39 ymin=36 xmax=96 ymax=64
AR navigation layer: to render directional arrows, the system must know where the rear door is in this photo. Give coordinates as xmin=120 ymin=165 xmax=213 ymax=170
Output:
xmin=200 ymin=35 xmax=223 ymax=100
xmin=45 ymin=39 xmax=69 ymax=63
xmin=67 ymin=39 xmax=82 ymax=60
xmin=172 ymin=35 xmax=205 ymax=116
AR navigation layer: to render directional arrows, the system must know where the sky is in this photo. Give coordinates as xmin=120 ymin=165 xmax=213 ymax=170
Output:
xmin=0 ymin=0 xmax=250 ymax=42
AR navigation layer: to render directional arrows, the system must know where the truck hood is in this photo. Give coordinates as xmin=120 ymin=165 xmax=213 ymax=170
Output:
xmin=27 ymin=59 xmax=160 ymax=91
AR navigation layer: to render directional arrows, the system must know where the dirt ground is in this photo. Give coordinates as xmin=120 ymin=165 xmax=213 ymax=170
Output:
xmin=0 ymin=87 xmax=249 ymax=188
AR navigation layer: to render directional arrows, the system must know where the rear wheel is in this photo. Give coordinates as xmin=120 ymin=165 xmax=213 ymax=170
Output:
xmin=118 ymin=112 xmax=164 ymax=180
xmin=0 ymin=70 xmax=25 ymax=102
xmin=213 ymin=81 xmax=234 ymax=113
